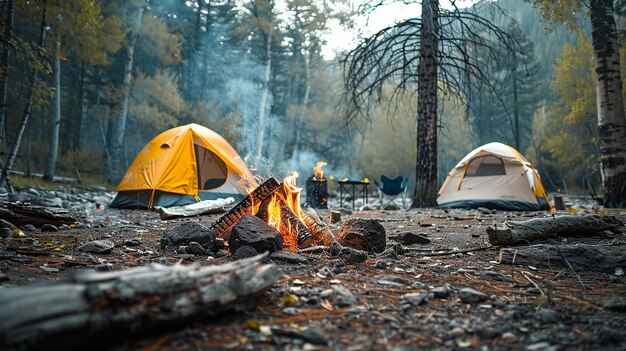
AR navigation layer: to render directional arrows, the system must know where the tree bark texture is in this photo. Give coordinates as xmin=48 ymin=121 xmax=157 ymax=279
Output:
xmin=413 ymin=0 xmax=439 ymax=207
xmin=0 ymin=3 xmax=47 ymax=192
xmin=590 ymin=0 xmax=626 ymax=207
xmin=498 ymin=243 xmax=626 ymax=273
xmin=43 ymin=30 xmax=62 ymax=182
xmin=0 ymin=254 xmax=282 ymax=351
xmin=108 ymin=6 xmax=143 ymax=184
xmin=486 ymin=214 xmax=623 ymax=246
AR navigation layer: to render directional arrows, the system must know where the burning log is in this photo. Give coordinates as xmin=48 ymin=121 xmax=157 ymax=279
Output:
xmin=256 ymin=197 xmax=313 ymax=249
xmin=0 ymin=254 xmax=281 ymax=350
xmin=210 ymin=177 xmax=280 ymax=238
xmin=300 ymin=209 xmax=335 ymax=246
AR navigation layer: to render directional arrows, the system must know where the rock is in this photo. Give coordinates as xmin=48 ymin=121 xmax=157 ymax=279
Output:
xmin=432 ymin=285 xmax=452 ymax=299
xmin=228 ymin=215 xmax=283 ymax=254
xmin=185 ymin=241 xmax=207 ymax=255
xmin=58 ymin=224 xmax=71 ymax=230
xmin=0 ymin=273 xmax=9 ymax=282
xmin=0 ymin=219 xmax=17 ymax=230
xmin=338 ymin=246 xmax=368 ymax=265
xmin=526 ymin=342 xmax=553 ymax=351
xmin=272 ymin=325 xmax=328 ymax=345
xmin=161 ymin=222 xmax=216 ymax=253
xmin=215 ymin=237 xmax=226 ymax=250
xmin=215 ymin=249 xmax=229 ymax=258
xmin=41 ymin=224 xmax=59 ymax=232
xmin=231 ymin=245 xmax=258 ymax=260
xmin=40 ymin=197 xmax=63 ymax=208
xmin=123 ymin=239 xmax=141 ymax=247
xmin=403 ymin=292 xmax=428 ymax=306
xmin=601 ymin=298 xmax=626 ymax=312
xmin=336 ymin=218 xmax=386 ymax=253
xmin=78 ymin=240 xmax=115 ymax=254
xmin=459 ymin=288 xmax=488 ymax=304
xmin=398 ymin=232 xmax=431 ymax=245
xmin=269 ymin=251 xmax=308 ymax=264
xmin=477 ymin=207 xmax=492 ymax=215
xmin=536 ymin=308 xmax=560 ymax=324
xmin=501 ymin=332 xmax=516 ymax=342
xmin=378 ymin=247 xmax=400 ymax=260
xmin=317 ymin=266 xmax=334 ymax=277
xmin=331 ymin=285 xmax=357 ymax=307
xmin=24 ymin=224 xmax=36 ymax=232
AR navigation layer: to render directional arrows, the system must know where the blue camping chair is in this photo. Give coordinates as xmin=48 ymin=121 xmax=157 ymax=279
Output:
xmin=374 ymin=175 xmax=409 ymax=209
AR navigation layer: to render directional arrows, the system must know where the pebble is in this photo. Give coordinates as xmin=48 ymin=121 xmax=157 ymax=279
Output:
xmin=331 ymin=285 xmax=357 ymax=307
xmin=123 ymin=239 xmax=142 ymax=247
xmin=0 ymin=273 xmax=10 ymax=282
xmin=432 ymin=285 xmax=452 ymax=299
xmin=41 ymin=224 xmax=59 ymax=232
xmin=78 ymin=240 xmax=115 ymax=254
xmin=403 ymin=292 xmax=428 ymax=306
xmin=185 ymin=241 xmax=207 ymax=255
xmin=601 ymin=298 xmax=626 ymax=312
xmin=501 ymin=332 xmax=517 ymax=342
xmin=459 ymin=288 xmax=488 ymax=303
xmin=398 ymin=232 xmax=431 ymax=245
xmin=536 ymin=308 xmax=560 ymax=324
xmin=269 ymin=251 xmax=308 ymax=264
xmin=271 ymin=325 xmax=328 ymax=345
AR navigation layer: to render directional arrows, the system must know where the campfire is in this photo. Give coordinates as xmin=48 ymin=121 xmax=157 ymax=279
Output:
xmin=210 ymin=174 xmax=332 ymax=251
xmin=306 ymin=161 xmax=329 ymax=209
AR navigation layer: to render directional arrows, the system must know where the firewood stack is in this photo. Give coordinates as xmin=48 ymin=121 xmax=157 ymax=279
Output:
xmin=210 ymin=177 xmax=334 ymax=250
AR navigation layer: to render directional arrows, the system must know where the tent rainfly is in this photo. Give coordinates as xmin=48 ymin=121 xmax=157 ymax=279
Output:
xmin=437 ymin=142 xmax=551 ymax=211
xmin=109 ymin=123 xmax=257 ymax=209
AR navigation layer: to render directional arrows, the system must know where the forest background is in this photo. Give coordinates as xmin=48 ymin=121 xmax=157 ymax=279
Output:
xmin=0 ymin=0 xmax=615 ymax=199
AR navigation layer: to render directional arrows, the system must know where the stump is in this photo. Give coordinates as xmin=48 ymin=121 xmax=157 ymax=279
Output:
xmin=336 ymin=218 xmax=386 ymax=253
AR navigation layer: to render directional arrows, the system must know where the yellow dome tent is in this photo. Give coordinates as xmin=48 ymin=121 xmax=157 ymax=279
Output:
xmin=109 ymin=123 xmax=257 ymax=209
xmin=437 ymin=142 xmax=551 ymax=211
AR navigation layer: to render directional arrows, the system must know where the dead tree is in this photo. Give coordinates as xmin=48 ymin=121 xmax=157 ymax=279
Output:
xmin=343 ymin=0 xmax=520 ymax=206
xmin=0 ymin=254 xmax=282 ymax=350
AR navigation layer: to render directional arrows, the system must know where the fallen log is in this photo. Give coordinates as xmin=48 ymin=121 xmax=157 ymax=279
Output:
xmin=0 ymin=202 xmax=77 ymax=227
xmin=157 ymin=197 xmax=235 ymax=220
xmin=498 ymin=244 xmax=626 ymax=273
xmin=0 ymin=254 xmax=282 ymax=351
xmin=486 ymin=214 xmax=623 ymax=246
xmin=210 ymin=177 xmax=280 ymax=238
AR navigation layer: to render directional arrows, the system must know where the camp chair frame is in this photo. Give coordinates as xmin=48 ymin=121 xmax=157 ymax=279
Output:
xmin=374 ymin=175 xmax=409 ymax=210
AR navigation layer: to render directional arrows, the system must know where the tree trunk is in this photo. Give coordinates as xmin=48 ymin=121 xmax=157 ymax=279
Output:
xmin=74 ymin=61 xmax=87 ymax=150
xmin=412 ymin=0 xmax=439 ymax=207
xmin=108 ymin=6 xmax=143 ymax=184
xmin=0 ymin=0 xmax=13 ymax=168
xmin=590 ymin=0 xmax=626 ymax=207
xmin=254 ymin=27 xmax=273 ymax=165
xmin=43 ymin=32 xmax=61 ymax=182
xmin=0 ymin=3 xmax=47 ymax=192
xmin=291 ymin=52 xmax=311 ymax=162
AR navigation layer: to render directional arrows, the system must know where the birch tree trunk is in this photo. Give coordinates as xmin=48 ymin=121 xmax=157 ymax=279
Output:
xmin=43 ymin=31 xmax=62 ymax=182
xmin=254 ymin=28 xmax=273 ymax=165
xmin=108 ymin=6 xmax=143 ymax=184
xmin=0 ymin=0 xmax=13 ymax=168
xmin=590 ymin=0 xmax=626 ymax=208
xmin=0 ymin=3 xmax=47 ymax=192
xmin=413 ymin=0 xmax=439 ymax=207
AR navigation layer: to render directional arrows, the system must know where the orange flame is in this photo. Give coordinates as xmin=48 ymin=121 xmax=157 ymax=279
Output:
xmin=314 ymin=161 xmax=327 ymax=180
xmin=263 ymin=172 xmax=305 ymax=250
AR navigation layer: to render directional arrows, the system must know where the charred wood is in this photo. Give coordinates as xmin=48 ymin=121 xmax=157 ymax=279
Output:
xmin=486 ymin=215 xmax=623 ymax=246
xmin=210 ymin=177 xmax=280 ymax=238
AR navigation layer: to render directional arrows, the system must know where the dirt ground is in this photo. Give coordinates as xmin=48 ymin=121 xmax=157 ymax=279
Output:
xmin=1 ymin=204 xmax=625 ymax=351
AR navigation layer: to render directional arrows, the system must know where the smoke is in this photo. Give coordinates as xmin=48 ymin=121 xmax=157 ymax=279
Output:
xmin=192 ymin=26 xmax=285 ymax=175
